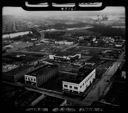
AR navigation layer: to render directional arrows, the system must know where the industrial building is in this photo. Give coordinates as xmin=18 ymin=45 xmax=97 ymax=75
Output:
xmin=2 ymin=65 xmax=34 ymax=82
xmin=2 ymin=64 xmax=19 ymax=72
xmin=62 ymin=63 xmax=96 ymax=96
xmin=49 ymin=54 xmax=81 ymax=62
xmin=55 ymin=41 xmax=74 ymax=45
xmin=2 ymin=52 xmax=46 ymax=82
xmin=25 ymin=64 xmax=59 ymax=87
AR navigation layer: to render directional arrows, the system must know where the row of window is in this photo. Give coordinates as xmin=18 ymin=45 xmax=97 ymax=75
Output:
xmin=25 ymin=76 xmax=36 ymax=83
xmin=63 ymin=71 xmax=95 ymax=91
xmin=64 ymin=84 xmax=78 ymax=89
xmin=80 ymin=72 xmax=95 ymax=88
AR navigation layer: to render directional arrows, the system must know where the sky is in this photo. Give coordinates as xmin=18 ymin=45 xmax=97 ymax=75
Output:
xmin=2 ymin=7 xmax=125 ymax=17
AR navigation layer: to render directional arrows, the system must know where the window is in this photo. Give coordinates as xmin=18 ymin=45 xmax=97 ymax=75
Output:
xmin=74 ymin=87 xmax=78 ymax=89
xmin=28 ymin=77 xmax=30 ymax=81
xmin=33 ymin=78 xmax=36 ymax=82
xmin=64 ymin=85 xmax=67 ymax=87
xmin=25 ymin=76 xmax=28 ymax=81
xmin=32 ymin=78 xmax=35 ymax=82
xmin=31 ymin=77 xmax=33 ymax=81
xmin=69 ymin=86 xmax=72 ymax=88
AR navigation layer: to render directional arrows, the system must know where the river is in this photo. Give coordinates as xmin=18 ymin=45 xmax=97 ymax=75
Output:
xmin=3 ymin=26 xmax=93 ymax=39
xmin=40 ymin=26 xmax=93 ymax=32
xmin=3 ymin=31 xmax=32 ymax=39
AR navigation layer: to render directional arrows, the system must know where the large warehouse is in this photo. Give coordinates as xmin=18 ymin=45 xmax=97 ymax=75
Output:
xmin=25 ymin=64 xmax=59 ymax=87
xmin=62 ymin=63 xmax=96 ymax=96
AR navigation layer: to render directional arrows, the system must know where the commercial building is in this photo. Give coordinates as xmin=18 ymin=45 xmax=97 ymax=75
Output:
xmin=25 ymin=64 xmax=59 ymax=87
xmin=62 ymin=63 xmax=96 ymax=95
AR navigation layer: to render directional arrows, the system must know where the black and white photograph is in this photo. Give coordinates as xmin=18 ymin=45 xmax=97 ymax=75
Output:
xmin=1 ymin=1 xmax=126 ymax=112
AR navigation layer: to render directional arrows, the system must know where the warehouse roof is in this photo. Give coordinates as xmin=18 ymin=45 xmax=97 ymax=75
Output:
xmin=27 ymin=64 xmax=58 ymax=77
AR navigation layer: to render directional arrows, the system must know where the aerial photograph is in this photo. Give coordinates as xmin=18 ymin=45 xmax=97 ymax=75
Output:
xmin=1 ymin=6 xmax=126 ymax=111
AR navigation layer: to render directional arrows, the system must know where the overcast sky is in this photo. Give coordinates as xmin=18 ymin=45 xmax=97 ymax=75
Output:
xmin=2 ymin=7 xmax=125 ymax=17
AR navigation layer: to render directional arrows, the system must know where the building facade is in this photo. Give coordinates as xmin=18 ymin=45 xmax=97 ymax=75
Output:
xmin=62 ymin=69 xmax=96 ymax=94
xmin=25 ymin=75 xmax=37 ymax=87
xmin=25 ymin=64 xmax=58 ymax=87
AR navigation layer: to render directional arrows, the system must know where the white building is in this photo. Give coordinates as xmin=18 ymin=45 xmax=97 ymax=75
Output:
xmin=115 ymin=44 xmax=123 ymax=47
xmin=62 ymin=68 xmax=96 ymax=95
xmin=49 ymin=54 xmax=81 ymax=61
xmin=25 ymin=74 xmax=37 ymax=86
xmin=55 ymin=41 xmax=73 ymax=45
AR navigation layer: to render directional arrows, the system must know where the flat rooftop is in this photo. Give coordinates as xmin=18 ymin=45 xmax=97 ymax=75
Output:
xmin=27 ymin=64 xmax=58 ymax=77
xmin=64 ymin=65 xmax=95 ymax=84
